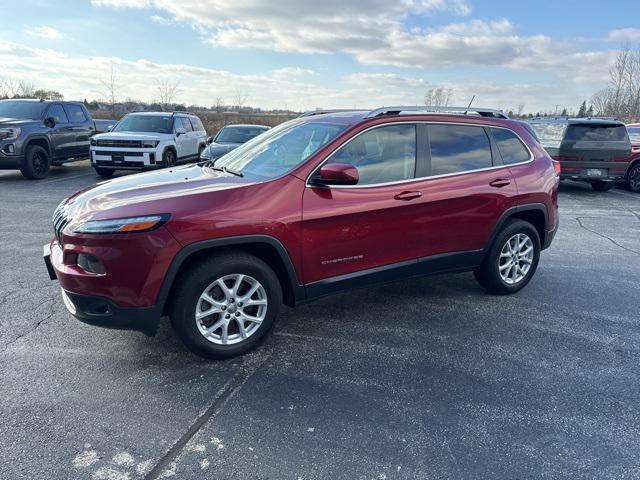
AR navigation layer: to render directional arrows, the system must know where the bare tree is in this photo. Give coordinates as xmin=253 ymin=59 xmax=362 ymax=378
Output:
xmin=213 ymin=97 xmax=225 ymax=112
xmin=155 ymin=79 xmax=180 ymax=111
xmin=100 ymin=63 xmax=121 ymax=117
xmin=517 ymin=103 xmax=525 ymax=118
xmin=609 ymin=46 xmax=632 ymax=117
xmin=233 ymin=89 xmax=249 ymax=110
xmin=424 ymin=87 xmax=453 ymax=107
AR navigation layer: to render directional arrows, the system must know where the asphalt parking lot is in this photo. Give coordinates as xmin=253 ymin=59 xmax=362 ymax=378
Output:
xmin=1 ymin=161 xmax=639 ymax=480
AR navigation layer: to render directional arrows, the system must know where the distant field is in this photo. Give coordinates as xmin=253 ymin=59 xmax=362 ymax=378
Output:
xmin=91 ymin=109 xmax=298 ymax=136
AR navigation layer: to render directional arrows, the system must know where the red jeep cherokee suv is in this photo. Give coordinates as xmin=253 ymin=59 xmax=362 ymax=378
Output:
xmin=44 ymin=107 xmax=559 ymax=359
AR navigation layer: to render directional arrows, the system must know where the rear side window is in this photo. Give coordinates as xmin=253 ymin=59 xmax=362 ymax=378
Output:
xmin=491 ymin=128 xmax=531 ymax=165
xmin=429 ymin=125 xmax=492 ymax=175
xmin=191 ymin=116 xmax=205 ymax=132
xmin=63 ymin=104 xmax=87 ymax=123
xmin=564 ymin=124 xmax=628 ymax=142
xmin=332 ymin=124 xmax=416 ymax=185
xmin=47 ymin=104 xmax=68 ymax=124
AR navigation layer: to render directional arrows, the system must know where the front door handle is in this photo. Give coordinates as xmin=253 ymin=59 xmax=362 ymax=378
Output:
xmin=489 ymin=178 xmax=511 ymax=188
xmin=394 ymin=191 xmax=422 ymax=201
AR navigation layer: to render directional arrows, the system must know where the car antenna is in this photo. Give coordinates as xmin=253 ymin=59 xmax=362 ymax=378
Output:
xmin=464 ymin=95 xmax=476 ymax=115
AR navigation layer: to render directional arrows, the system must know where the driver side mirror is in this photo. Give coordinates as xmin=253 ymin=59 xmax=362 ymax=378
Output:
xmin=312 ymin=163 xmax=359 ymax=186
xmin=44 ymin=117 xmax=56 ymax=128
xmin=175 ymin=127 xmax=186 ymax=136
xmin=107 ymin=125 xmax=114 ymax=132
xmin=206 ymin=136 xmax=213 ymax=144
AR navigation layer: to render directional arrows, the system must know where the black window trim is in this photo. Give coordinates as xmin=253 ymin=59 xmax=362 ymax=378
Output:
xmin=45 ymin=103 xmax=69 ymax=124
xmin=305 ymin=121 xmax=534 ymax=189
xmin=62 ymin=103 xmax=88 ymax=124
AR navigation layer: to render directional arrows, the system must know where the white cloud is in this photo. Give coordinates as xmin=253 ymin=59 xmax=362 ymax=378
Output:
xmin=0 ymin=40 xmax=607 ymax=113
xmin=25 ymin=25 xmax=63 ymax=40
xmin=608 ymin=28 xmax=640 ymax=42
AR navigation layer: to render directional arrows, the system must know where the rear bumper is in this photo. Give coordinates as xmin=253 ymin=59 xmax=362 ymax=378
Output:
xmin=559 ymin=161 xmax=629 ymax=181
xmin=542 ymin=220 xmax=558 ymax=250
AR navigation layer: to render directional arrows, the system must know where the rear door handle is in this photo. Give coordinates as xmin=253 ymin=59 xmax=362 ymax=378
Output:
xmin=489 ymin=178 xmax=511 ymax=188
xmin=394 ymin=191 xmax=422 ymax=201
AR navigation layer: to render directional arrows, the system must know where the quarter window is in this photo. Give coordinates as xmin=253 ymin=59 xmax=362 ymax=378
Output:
xmin=47 ymin=104 xmax=69 ymax=124
xmin=63 ymin=104 xmax=87 ymax=123
xmin=429 ymin=125 xmax=492 ymax=175
xmin=331 ymin=124 xmax=416 ymax=185
xmin=491 ymin=128 xmax=531 ymax=165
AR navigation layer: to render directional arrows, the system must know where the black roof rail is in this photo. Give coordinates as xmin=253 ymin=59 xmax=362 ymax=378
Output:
xmin=364 ymin=106 xmax=509 ymax=119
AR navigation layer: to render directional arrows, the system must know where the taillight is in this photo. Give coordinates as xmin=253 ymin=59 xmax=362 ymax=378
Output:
xmin=551 ymin=155 xmax=581 ymax=162
xmin=553 ymin=160 xmax=561 ymax=176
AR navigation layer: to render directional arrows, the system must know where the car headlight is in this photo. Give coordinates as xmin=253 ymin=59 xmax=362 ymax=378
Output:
xmin=73 ymin=214 xmax=169 ymax=234
xmin=90 ymin=138 xmax=97 ymax=146
xmin=0 ymin=127 xmax=21 ymax=141
xmin=142 ymin=140 xmax=160 ymax=148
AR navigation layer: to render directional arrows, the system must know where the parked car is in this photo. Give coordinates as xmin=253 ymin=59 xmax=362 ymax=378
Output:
xmin=0 ymin=99 xmax=114 ymax=179
xmin=90 ymin=111 xmax=207 ymax=177
xmin=200 ymin=124 xmax=270 ymax=163
xmin=44 ymin=106 xmax=559 ymax=359
xmin=625 ymin=123 xmax=640 ymax=192
xmin=528 ymin=117 xmax=631 ymax=191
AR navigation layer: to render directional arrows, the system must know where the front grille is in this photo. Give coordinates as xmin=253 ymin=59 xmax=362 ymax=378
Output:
xmin=94 ymin=151 xmax=144 ymax=157
xmin=95 ymin=139 xmax=144 ymax=148
xmin=52 ymin=203 xmax=71 ymax=246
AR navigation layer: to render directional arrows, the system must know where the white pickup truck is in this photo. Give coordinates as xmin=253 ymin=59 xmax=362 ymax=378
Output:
xmin=90 ymin=111 xmax=207 ymax=177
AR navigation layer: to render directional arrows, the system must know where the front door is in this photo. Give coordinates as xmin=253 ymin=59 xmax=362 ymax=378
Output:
xmin=301 ymin=123 xmax=422 ymax=285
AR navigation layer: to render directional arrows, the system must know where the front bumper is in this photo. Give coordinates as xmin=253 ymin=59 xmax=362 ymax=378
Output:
xmin=90 ymin=147 xmax=161 ymax=170
xmin=0 ymin=149 xmax=23 ymax=169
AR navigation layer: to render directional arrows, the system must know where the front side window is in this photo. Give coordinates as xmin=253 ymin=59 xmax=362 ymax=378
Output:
xmin=113 ymin=115 xmax=173 ymax=134
xmin=47 ymin=104 xmax=69 ymax=124
xmin=429 ymin=125 xmax=492 ymax=176
xmin=63 ymin=104 xmax=87 ymax=123
xmin=491 ymin=128 xmax=531 ymax=165
xmin=330 ymin=124 xmax=416 ymax=185
xmin=214 ymin=119 xmax=346 ymax=180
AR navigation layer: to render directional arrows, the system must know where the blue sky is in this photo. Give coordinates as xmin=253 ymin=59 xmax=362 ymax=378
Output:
xmin=1 ymin=0 xmax=639 ymax=112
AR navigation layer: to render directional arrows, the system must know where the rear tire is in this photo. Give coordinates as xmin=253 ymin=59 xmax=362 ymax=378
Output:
xmin=591 ymin=180 xmax=614 ymax=192
xmin=94 ymin=167 xmax=115 ymax=178
xmin=170 ymin=251 xmax=282 ymax=359
xmin=474 ymin=219 xmax=541 ymax=295
xmin=627 ymin=163 xmax=640 ymax=193
xmin=20 ymin=145 xmax=51 ymax=179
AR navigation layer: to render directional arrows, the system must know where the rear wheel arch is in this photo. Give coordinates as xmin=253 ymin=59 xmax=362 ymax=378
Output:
xmin=159 ymin=236 xmax=302 ymax=316
xmin=484 ymin=204 xmax=548 ymax=255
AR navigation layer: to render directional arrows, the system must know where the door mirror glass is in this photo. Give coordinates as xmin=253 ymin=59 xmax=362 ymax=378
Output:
xmin=315 ymin=163 xmax=359 ymax=186
xmin=44 ymin=117 xmax=56 ymax=128
xmin=175 ymin=126 xmax=187 ymax=136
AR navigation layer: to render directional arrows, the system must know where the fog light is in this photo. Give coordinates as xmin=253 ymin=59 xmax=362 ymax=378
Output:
xmin=77 ymin=253 xmax=106 ymax=274
xmin=6 ymin=144 xmax=15 ymax=154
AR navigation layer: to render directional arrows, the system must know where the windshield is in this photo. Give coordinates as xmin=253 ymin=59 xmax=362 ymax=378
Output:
xmin=565 ymin=124 xmax=628 ymax=142
xmin=113 ymin=114 xmax=174 ymax=134
xmin=529 ymin=122 xmax=567 ymax=148
xmin=628 ymin=127 xmax=640 ymax=144
xmin=0 ymin=101 xmax=46 ymax=120
xmin=215 ymin=126 xmax=268 ymax=144
xmin=213 ymin=119 xmax=347 ymax=180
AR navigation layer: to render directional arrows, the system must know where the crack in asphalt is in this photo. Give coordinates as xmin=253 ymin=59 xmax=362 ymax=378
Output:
xmin=0 ymin=300 xmax=57 ymax=353
xmin=143 ymin=350 xmax=272 ymax=480
xmin=575 ymin=217 xmax=640 ymax=256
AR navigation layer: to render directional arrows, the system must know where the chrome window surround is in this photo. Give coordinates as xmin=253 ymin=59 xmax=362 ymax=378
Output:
xmin=305 ymin=121 xmax=534 ymax=189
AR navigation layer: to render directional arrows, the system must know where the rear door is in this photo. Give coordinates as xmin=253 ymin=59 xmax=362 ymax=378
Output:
xmin=301 ymin=123 xmax=422 ymax=285
xmin=45 ymin=104 xmax=74 ymax=159
xmin=174 ymin=117 xmax=192 ymax=159
xmin=62 ymin=103 xmax=92 ymax=158
xmin=406 ymin=123 xmax=518 ymax=261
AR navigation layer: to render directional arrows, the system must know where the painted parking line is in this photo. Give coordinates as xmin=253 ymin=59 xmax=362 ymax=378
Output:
xmin=36 ymin=172 xmax=96 ymax=185
xmin=610 ymin=189 xmax=640 ymax=201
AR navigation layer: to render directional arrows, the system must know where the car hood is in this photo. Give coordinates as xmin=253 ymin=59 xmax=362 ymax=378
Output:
xmin=204 ymin=142 xmax=242 ymax=157
xmin=93 ymin=131 xmax=169 ymax=141
xmin=0 ymin=117 xmax=39 ymax=127
xmin=63 ymin=164 xmax=254 ymax=223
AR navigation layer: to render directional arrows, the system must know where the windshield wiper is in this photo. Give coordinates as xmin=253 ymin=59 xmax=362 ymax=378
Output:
xmin=207 ymin=165 xmax=244 ymax=177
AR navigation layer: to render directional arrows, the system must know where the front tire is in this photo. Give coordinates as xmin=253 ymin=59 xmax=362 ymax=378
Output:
xmin=94 ymin=167 xmax=115 ymax=178
xmin=591 ymin=180 xmax=614 ymax=192
xmin=474 ymin=219 xmax=541 ymax=295
xmin=20 ymin=145 xmax=51 ymax=179
xmin=163 ymin=149 xmax=176 ymax=168
xmin=627 ymin=164 xmax=640 ymax=193
xmin=170 ymin=251 xmax=282 ymax=359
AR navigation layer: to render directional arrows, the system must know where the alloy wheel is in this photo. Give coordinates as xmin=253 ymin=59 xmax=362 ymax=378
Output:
xmin=629 ymin=165 xmax=640 ymax=192
xmin=32 ymin=152 xmax=47 ymax=176
xmin=498 ymin=233 xmax=534 ymax=285
xmin=194 ymin=274 xmax=268 ymax=345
